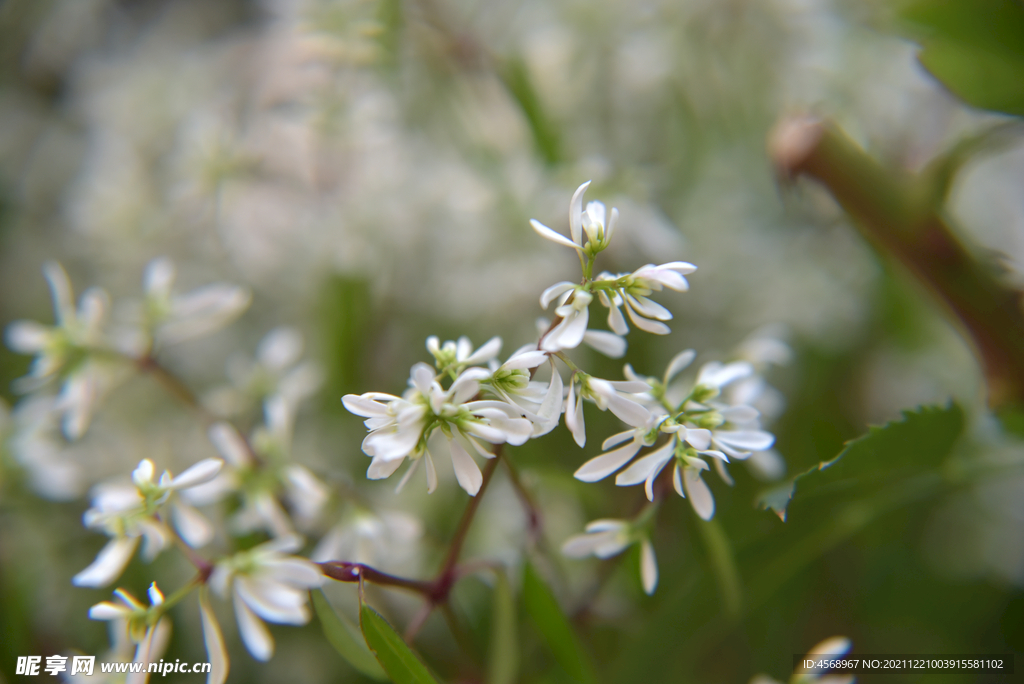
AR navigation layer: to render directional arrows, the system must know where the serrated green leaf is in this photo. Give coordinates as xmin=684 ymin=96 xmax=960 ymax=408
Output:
xmin=787 ymin=403 xmax=965 ymax=521
xmin=312 ymin=590 xmax=388 ymax=680
xmin=522 ymin=563 xmax=597 ymax=684
xmin=360 ymin=602 xmax=440 ymax=684
xmin=897 ymin=0 xmax=1024 ymax=115
xmin=487 ymin=572 xmax=518 ymax=684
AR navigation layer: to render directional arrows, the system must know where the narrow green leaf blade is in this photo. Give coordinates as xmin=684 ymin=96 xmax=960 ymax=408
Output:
xmin=312 ymin=590 xmax=388 ymax=681
xmin=360 ymin=602 xmax=440 ymax=684
xmin=487 ymin=572 xmax=518 ymax=684
xmin=522 ymin=563 xmax=597 ymax=684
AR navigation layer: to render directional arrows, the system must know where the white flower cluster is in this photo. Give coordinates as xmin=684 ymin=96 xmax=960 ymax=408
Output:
xmin=3 ymin=259 xmax=339 ymax=679
xmin=343 ymin=182 xmax=787 ymax=595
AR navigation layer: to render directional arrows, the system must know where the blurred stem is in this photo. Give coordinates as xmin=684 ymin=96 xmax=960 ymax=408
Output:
xmin=695 ymin=517 xmax=742 ymax=619
xmin=769 ymin=117 xmax=1024 ymax=423
xmin=503 ymin=458 xmax=543 ymax=545
xmin=135 ymin=354 xmax=217 ymax=425
xmin=438 ymin=450 xmax=501 ymax=578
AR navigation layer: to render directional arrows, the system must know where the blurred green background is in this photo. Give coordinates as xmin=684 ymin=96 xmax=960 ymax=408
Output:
xmin=1 ymin=0 xmax=1023 ymax=682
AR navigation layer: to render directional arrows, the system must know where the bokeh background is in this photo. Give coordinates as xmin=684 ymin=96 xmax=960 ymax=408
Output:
xmin=1 ymin=0 xmax=1022 ymax=682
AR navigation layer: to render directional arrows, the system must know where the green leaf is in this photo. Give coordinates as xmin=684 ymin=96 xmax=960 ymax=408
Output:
xmin=897 ymin=0 xmax=1024 ymax=116
xmin=312 ymin=590 xmax=388 ymax=681
xmin=522 ymin=563 xmax=597 ymax=684
xmin=786 ymin=403 xmax=965 ymax=522
xmin=497 ymin=57 xmax=562 ymax=165
xmin=360 ymin=602 xmax=440 ymax=684
xmin=487 ymin=572 xmax=518 ymax=684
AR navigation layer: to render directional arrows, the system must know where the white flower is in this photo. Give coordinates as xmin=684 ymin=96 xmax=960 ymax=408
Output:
xmin=426 ymin=335 xmax=503 ymax=372
xmin=343 ymin=361 xmax=532 ymax=496
xmin=530 ymin=181 xmax=617 ymax=257
xmin=562 ymin=373 xmax=652 ymax=448
xmin=595 ymin=261 xmax=696 ymax=337
xmin=73 ymin=457 xmax=223 ymax=587
xmin=88 ymin=583 xmax=172 ymax=684
xmin=312 ymin=509 xmax=422 ymax=573
xmin=7 ymin=396 xmax=84 ymax=500
xmin=613 ymin=427 xmax=722 ymax=520
xmin=142 ymin=257 xmax=251 ymax=347
xmin=561 ymin=519 xmax=658 ymax=595
xmin=5 ymin=262 xmax=122 ymax=439
xmin=209 ymin=535 xmax=324 ymax=662
xmin=539 ymin=283 xmax=592 ymax=352
xmin=484 ymin=347 xmax=560 ymax=435
xmin=207 ymin=326 xmax=323 ymax=416
xmin=204 ymin=400 xmax=329 ymax=536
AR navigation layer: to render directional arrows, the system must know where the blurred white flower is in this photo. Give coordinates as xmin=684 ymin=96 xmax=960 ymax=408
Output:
xmin=312 ymin=509 xmax=423 ymax=573
xmin=206 ymin=326 xmax=324 ymax=416
xmin=141 ymin=257 xmax=251 ymax=348
xmin=73 ymin=457 xmax=223 ymax=587
xmin=562 ymin=518 xmax=658 ymax=594
xmin=6 ymin=396 xmax=84 ymax=500
xmin=5 ymin=262 xmax=123 ymax=439
xmin=209 ymin=535 xmax=323 ymax=662
xmin=88 ymin=583 xmax=172 ymax=684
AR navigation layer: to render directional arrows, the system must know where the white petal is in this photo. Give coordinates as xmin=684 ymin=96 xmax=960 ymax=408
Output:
xmin=89 ymin=601 xmax=132 ymax=620
xmin=582 ymin=330 xmax=626 ymax=358
xmin=531 ymin=219 xmax=580 ymax=250
xmin=449 ymin=438 xmax=483 ymax=496
xmin=625 ymin=294 xmax=672 ymax=321
xmin=602 ymin=429 xmax=635 ymax=450
xmin=501 ymin=350 xmax=548 ymax=370
xmin=236 ymin=578 xmax=309 ymax=625
xmin=463 ymin=336 xmax=502 ymax=365
xmin=132 ymin=459 xmax=156 ymax=487
xmin=233 ymin=588 xmax=274 ymax=661
xmin=73 ymin=537 xmax=139 ymax=587
xmin=606 ymin=300 xmax=629 ymax=336
xmin=424 ymin=451 xmax=438 ymax=493
xmin=543 ymin=307 xmax=589 ymax=352
xmin=43 ymin=261 xmax=75 ymax=326
xmin=394 ymin=458 xmax=419 ymax=493
xmin=615 ymin=441 xmax=674 ymax=487
xmin=257 ymin=328 xmax=303 ymax=371
xmin=144 ymin=257 xmax=175 ymax=300
xmin=715 ymin=429 xmax=775 ymax=452
xmin=682 ymin=427 xmax=713 ymax=451
xmin=159 ymin=285 xmax=251 ymax=345
xmin=574 ymin=439 xmax=641 ymax=482
xmin=569 ymin=181 xmax=590 ymax=246
xmin=624 ymin=301 xmax=670 ymax=335
xmin=171 ymin=458 xmax=223 ymax=490
xmin=367 ymin=455 xmax=405 ymax=480
xmin=683 ymin=468 xmax=715 ymax=520
xmin=697 ymin=361 xmax=753 ymax=389
xmin=564 ymin=380 xmax=586 ymax=447
xmin=5 ymin=321 xmax=51 ymax=353
xmin=341 ymin=394 xmax=391 ymax=418
xmin=208 ymin=422 xmax=252 ymax=467
xmin=539 ymin=282 xmax=576 ymax=310
xmin=172 ymin=502 xmax=215 ymax=548
xmin=604 ymin=392 xmax=652 ymax=428
xmin=640 ymin=539 xmax=658 ymax=595
xmin=664 ymin=350 xmax=696 ymax=385
xmin=713 ymin=457 xmax=735 ymax=486
xmin=200 ymin=591 xmax=229 ymax=684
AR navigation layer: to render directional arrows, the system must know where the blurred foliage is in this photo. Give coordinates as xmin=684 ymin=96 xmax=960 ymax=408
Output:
xmin=897 ymin=0 xmax=1024 ymax=116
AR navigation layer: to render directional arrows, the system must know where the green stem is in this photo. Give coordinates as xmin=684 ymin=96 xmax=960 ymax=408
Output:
xmin=770 ymin=116 xmax=1024 ymax=417
xmin=695 ymin=516 xmax=742 ymax=619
